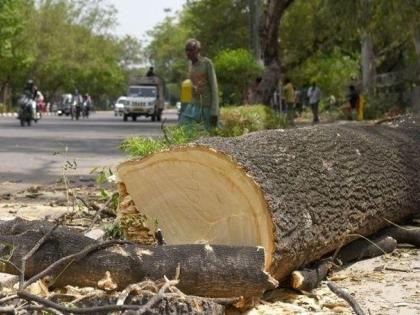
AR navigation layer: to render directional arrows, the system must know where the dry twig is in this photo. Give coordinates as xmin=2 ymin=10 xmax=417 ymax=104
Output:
xmin=327 ymin=282 xmax=365 ymax=315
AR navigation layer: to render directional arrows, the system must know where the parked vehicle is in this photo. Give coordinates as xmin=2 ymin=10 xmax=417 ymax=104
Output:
xmin=123 ymin=76 xmax=165 ymax=122
xmin=114 ymin=96 xmax=127 ymax=116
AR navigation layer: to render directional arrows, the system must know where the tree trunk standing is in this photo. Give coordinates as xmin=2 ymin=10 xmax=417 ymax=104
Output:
xmin=360 ymin=0 xmax=376 ymax=95
xmin=1 ymin=82 xmax=11 ymax=111
xmin=361 ymin=34 xmax=376 ymax=94
xmin=256 ymin=0 xmax=294 ymax=105
xmin=117 ymin=118 xmax=420 ymax=282
xmin=412 ymin=24 xmax=420 ymax=113
xmin=249 ymin=0 xmax=263 ymax=64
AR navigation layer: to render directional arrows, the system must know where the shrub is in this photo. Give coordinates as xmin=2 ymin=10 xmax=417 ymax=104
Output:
xmin=214 ymin=49 xmax=263 ymax=104
xmin=121 ymin=105 xmax=287 ymax=158
xmin=218 ymin=104 xmax=287 ymax=137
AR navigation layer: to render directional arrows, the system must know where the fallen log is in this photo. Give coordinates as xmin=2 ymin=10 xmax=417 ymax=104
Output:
xmin=0 ymin=218 xmax=276 ymax=298
xmin=117 ymin=115 xmax=420 ymax=281
xmin=290 ymin=234 xmax=397 ymax=291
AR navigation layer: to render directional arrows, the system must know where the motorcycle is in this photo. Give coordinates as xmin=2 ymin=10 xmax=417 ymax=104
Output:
xmin=17 ymin=95 xmax=34 ymax=127
xmin=82 ymin=101 xmax=90 ymax=118
xmin=71 ymin=101 xmax=81 ymax=120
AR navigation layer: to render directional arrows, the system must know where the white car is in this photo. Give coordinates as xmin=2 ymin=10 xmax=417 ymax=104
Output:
xmin=114 ymin=96 xmax=127 ymax=116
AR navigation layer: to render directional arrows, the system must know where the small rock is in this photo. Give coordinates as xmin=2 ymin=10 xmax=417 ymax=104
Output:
xmin=1 ymin=193 xmax=12 ymax=200
xmin=84 ymin=228 xmax=106 ymax=241
xmin=0 ymin=273 xmax=19 ymax=289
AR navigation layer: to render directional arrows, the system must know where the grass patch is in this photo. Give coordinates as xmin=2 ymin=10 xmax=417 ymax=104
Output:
xmin=217 ymin=104 xmax=287 ymax=136
xmin=121 ymin=105 xmax=288 ymax=158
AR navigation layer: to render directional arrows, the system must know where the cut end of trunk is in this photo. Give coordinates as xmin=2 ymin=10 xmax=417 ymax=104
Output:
xmin=117 ymin=146 xmax=274 ymax=270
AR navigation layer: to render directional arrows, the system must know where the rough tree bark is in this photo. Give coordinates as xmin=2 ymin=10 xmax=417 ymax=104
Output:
xmin=412 ymin=23 xmax=420 ymax=113
xmin=255 ymin=0 xmax=294 ymax=105
xmin=117 ymin=116 xmax=420 ymax=282
xmin=0 ymin=218 xmax=276 ymax=298
xmin=361 ymin=0 xmax=376 ymax=94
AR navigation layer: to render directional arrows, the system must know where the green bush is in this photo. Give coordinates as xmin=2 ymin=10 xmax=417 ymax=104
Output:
xmin=121 ymin=105 xmax=287 ymax=158
xmin=214 ymin=49 xmax=263 ymax=104
xmin=218 ymin=104 xmax=287 ymax=137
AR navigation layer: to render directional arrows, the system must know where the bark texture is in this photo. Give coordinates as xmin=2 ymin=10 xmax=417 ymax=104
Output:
xmin=196 ymin=116 xmax=420 ymax=279
xmin=0 ymin=218 xmax=276 ymax=298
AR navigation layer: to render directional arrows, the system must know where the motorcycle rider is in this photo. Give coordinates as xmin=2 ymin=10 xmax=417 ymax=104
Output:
xmin=82 ymin=93 xmax=92 ymax=118
xmin=18 ymin=80 xmax=36 ymax=126
xmin=72 ymin=89 xmax=83 ymax=120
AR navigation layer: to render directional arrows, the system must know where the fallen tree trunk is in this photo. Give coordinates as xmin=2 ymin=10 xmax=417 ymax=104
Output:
xmin=0 ymin=218 xmax=276 ymax=298
xmin=117 ymin=115 xmax=420 ymax=281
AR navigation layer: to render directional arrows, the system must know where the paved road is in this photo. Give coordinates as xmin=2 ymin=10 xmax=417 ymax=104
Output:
xmin=0 ymin=110 xmax=177 ymax=192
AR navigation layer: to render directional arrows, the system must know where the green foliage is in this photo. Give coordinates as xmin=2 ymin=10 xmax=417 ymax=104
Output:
xmin=120 ymin=123 xmax=209 ymax=158
xmin=0 ymin=0 xmax=128 ymax=107
xmin=180 ymin=0 xmax=249 ymax=58
xmin=214 ymin=49 xmax=263 ymax=104
xmin=217 ymin=105 xmax=288 ymax=137
xmin=146 ymin=15 xmax=189 ymax=85
xmin=120 ymin=137 xmax=169 ymax=158
xmin=292 ymin=48 xmax=360 ymax=97
xmin=103 ymin=221 xmax=124 ymax=240
xmin=121 ymin=105 xmax=288 ymax=158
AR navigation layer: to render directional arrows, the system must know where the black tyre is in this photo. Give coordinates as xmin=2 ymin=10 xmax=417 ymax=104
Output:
xmin=123 ymin=114 xmax=128 ymax=121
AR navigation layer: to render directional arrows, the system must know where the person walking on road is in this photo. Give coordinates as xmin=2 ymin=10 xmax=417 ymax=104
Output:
xmin=307 ymin=82 xmax=321 ymax=124
xmin=348 ymin=85 xmax=359 ymax=121
xmin=179 ymin=38 xmax=219 ymax=130
xmin=283 ymin=78 xmax=295 ymax=126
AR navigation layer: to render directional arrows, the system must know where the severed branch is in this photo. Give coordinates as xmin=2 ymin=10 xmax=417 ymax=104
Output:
xmin=1 ymin=218 xmax=276 ymax=298
xmin=19 ymin=213 xmax=67 ymax=289
xmin=290 ymin=234 xmax=397 ymax=292
xmin=327 ymin=282 xmax=365 ymax=315
xmin=22 ymin=239 xmax=133 ymax=290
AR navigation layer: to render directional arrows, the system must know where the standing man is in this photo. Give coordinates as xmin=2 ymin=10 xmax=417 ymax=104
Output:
xmin=307 ymin=82 xmax=321 ymax=124
xmin=348 ymin=85 xmax=359 ymax=120
xmin=283 ymin=78 xmax=295 ymax=126
xmin=179 ymin=39 xmax=219 ymax=130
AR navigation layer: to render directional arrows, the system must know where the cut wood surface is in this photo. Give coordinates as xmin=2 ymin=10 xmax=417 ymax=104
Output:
xmin=0 ymin=218 xmax=276 ymax=298
xmin=117 ymin=116 xmax=420 ymax=281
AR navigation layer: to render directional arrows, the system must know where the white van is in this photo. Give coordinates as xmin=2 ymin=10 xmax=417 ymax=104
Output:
xmin=114 ymin=96 xmax=127 ymax=116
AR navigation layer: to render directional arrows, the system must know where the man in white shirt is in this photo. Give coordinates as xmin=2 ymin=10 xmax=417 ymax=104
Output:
xmin=307 ymin=82 xmax=321 ymax=123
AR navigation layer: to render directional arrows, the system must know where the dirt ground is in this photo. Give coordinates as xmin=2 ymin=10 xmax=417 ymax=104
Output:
xmin=1 ymin=181 xmax=419 ymax=315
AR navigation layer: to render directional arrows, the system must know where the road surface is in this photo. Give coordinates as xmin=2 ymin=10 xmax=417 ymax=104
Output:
xmin=0 ymin=110 xmax=177 ymax=193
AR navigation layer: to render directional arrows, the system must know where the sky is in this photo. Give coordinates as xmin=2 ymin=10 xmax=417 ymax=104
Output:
xmin=107 ymin=0 xmax=186 ymax=42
